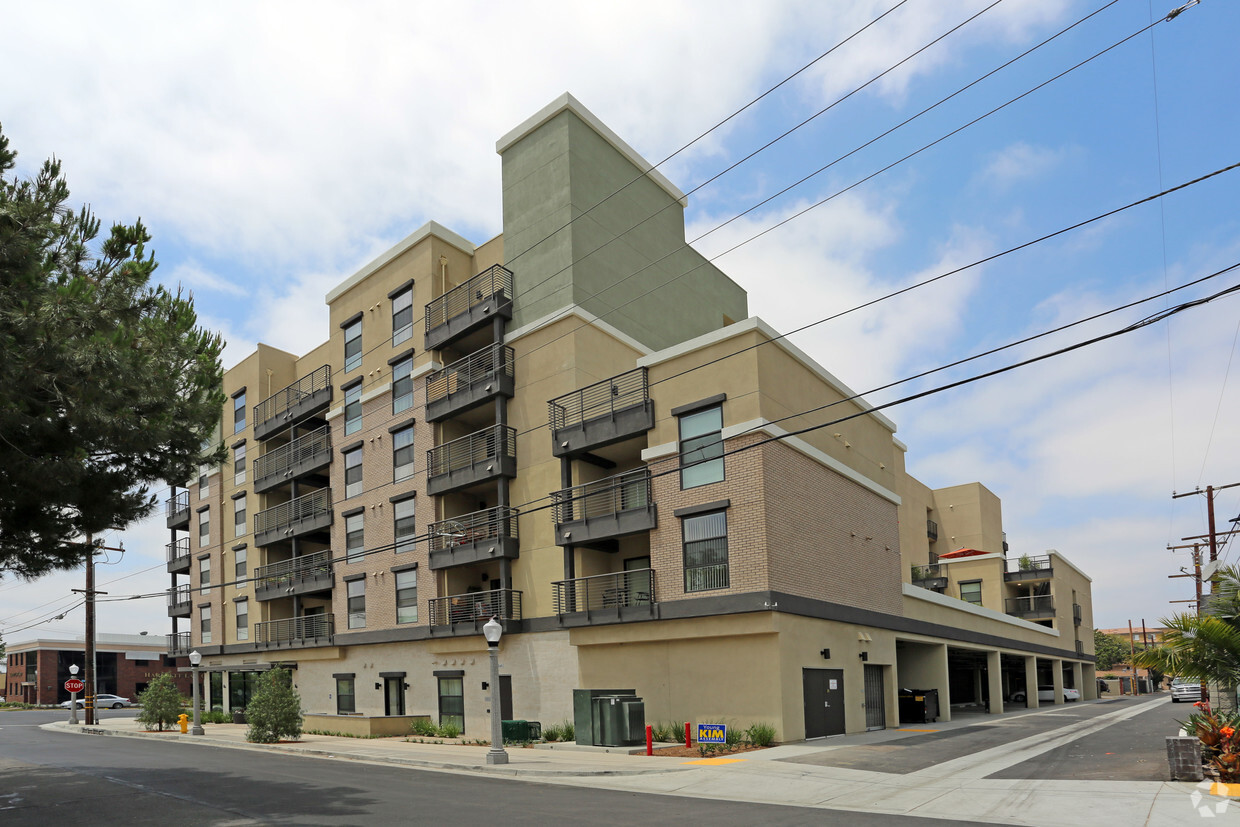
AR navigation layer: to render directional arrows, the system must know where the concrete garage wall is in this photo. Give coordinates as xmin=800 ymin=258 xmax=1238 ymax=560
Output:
xmin=895 ymin=640 xmax=951 ymax=721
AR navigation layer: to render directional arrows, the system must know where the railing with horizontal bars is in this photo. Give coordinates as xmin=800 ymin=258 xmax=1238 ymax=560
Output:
xmin=428 ymin=507 xmax=519 ymax=552
xmin=166 ymin=537 xmax=190 ymax=564
xmin=165 ymin=490 xmax=190 ymax=519
xmin=254 ymin=613 xmax=334 ymax=644
xmin=1005 ymin=595 xmax=1054 ymax=615
xmin=254 ymin=550 xmax=333 ymax=592
xmin=551 ymin=469 xmax=651 ymax=525
xmin=910 ymin=563 xmax=945 ymax=582
xmin=166 ymin=631 xmax=191 ymax=655
xmin=253 ymin=364 xmax=331 ymax=427
xmin=253 ymin=488 xmax=332 ymax=537
xmin=428 ymin=589 xmax=522 ymax=626
xmin=427 ymin=425 xmax=515 ymax=478
xmin=552 ymin=568 xmax=656 ymax=614
xmin=1007 ymin=554 xmax=1053 ymax=574
xmin=167 ymin=585 xmax=192 ymax=609
xmin=252 ymin=425 xmax=331 ymax=485
xmin=425 ymin=264 xmax=513 ymax=332
xmin=426 ymin=344 xmax=514 ymax=406
xmin=548 ymin=367 xmax=649 ymax=432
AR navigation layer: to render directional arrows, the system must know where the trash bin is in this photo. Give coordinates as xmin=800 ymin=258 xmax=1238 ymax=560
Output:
xmin=898 ymin=688 xmax=940 ymax=724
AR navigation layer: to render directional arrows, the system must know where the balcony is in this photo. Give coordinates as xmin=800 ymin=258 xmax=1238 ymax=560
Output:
xmin=167 ymin=585 xmax=191 ymax=618
xmin=166 ymin=631 xmax=191 ymax=656
xmin=166 ymin=490 xmax=190 ymax=529
xmin=252 ymin=425 xmax=332 ymax=494
xmin=253 ymin=365 xmax=332 ymax=441
xmin=910 ymin=563 xmax=947 ymax=592
xmin=254 ymin=550 xmax=334 ymax=601
xmin=253 ymin=488 xmax=333 ymax=547
xmin=1005 ymin=594 xmax=1055 ymax=620
xmin=1073 ymin=603 xmax=1082 ymax=626
xmin=428 ymin=588 xmax=522 ymax=629
xmin=548 ymin=367 xmax=654 ymax=458
xmin=428 ymin=507 xmax=519 ymax=570
xmin=927 ymin=519 xmax=939 ymax=542
xmin=1004 ymin=554 xmax=1054 ymax=583
xmin=426 ymin=425 xmax=516 ymax=496
xmin=424 ymin=265 xmax=513 ymax=351
xmin=551 ymin=469 xmax=656 ymax=549
xmin=425 ymin=344 xmax=515 ymax=423
xmin=552 ymin=568 xmax=656 ymax=615
xmin=253 ymin=613 xmax=335 ymax=647
xmin=1075 ymin=639 xmax=1085 ymax=657
xmin=166 ymin=537 xmax=191 ymax=573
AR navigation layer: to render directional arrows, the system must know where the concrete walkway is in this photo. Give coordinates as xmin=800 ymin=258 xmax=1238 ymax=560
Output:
xmin=46 ymin=697 xmax=1240 ymax=825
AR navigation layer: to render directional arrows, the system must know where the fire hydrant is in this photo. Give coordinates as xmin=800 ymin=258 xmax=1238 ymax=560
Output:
xmin=178 ymin=713 xmax=189 ymax=734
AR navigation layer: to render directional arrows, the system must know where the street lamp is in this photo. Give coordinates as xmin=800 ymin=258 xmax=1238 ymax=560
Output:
xmin=483 ymin=617 xmax=508 ymax=765
xmin=68 ymin=664 xmax=79 ymax=725
xmin=188 ymin=650 xmax=204 ymax=735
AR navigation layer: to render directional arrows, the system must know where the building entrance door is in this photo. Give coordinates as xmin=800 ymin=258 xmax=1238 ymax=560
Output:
xmin=384 ymin=677 xmax=404 ymax=716
xmin=803 ymin=668 xmax=846 ymax=738
xmin=864 ymin=664 xmax=886 ymax=730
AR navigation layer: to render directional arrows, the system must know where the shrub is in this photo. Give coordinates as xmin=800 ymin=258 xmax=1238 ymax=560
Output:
xmin=724 ymin=723 xmax=744 ymax=748
xmin=560 ymin=719 xmax=574 ymax=742
xmin=542 ymin=721 xmax=563 ymax=742
xmin=437 ymin=720 xmax=461 ymax=739
xmin=245 ymin=668 xmax=303 ymax=744
xmin=203 ymin=709 xmax=230 ymax=724
xmin=410 ymin=718 xmax=438 ymax=737
xmin=651 ymin=721 xmax=678 ymax=742
xmin=746 ymin=722 xmax=777 ymax=747
xmin=136 ymin=674 xmax=185 ymax=732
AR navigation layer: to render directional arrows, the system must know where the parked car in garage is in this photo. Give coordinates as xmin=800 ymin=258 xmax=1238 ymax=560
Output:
xmin=1010 ymin=686 xmax=1081 ymax=703
xmin=59 ymin=693 xmax=132 ymax=709
xmin=1171 ymin=679 xmax=1204 ymax=703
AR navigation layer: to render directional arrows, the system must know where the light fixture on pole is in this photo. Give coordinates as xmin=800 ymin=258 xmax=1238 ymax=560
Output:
xmin=68 ymin=663 xmax=80 ymax=725
xmin=188 ymin=650 xmax=204 ymax=736
xmin=482 ymin=616 xmax=508 ymax=765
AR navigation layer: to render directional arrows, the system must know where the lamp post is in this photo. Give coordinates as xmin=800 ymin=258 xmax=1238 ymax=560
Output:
xmin=68 ymin=664 xmax=79 ymax=725
xmin=189 ymin=650 xmax=204 ymax=735
xmin=483 ymin=617 xmax=508 ymax=765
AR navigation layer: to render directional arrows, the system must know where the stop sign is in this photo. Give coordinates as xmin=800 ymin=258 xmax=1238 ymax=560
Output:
xmin=64 ymin=678 xmax=85 ymax=693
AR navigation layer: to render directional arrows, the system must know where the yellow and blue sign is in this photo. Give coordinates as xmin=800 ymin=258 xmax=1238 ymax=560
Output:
xmin=697 ymin=723 xmax=726 ymax=744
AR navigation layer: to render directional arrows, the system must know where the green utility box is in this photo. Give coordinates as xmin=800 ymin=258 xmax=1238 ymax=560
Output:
xmin=501 ymin=719 xmax=542 ymax=741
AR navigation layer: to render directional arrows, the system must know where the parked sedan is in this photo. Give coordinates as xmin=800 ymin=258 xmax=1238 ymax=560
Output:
xmin=59 ymin=693 xmax=132 ymax=709
xmin=1171 ymin=679 xmax=1204 ymax=703
xmin=1011 ymin=686 xmax=1081 ymax=703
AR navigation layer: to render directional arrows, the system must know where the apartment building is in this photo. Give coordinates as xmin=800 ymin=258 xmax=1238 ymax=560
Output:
xmin=164 ymin=93 xmax=1095 ymax=739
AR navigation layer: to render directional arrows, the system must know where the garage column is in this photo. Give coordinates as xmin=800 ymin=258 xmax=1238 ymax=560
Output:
xmin=1082 ymin=662 xmax=1097 ymax=700
xmin=987 ymin=651 xmax=1003 ymax=714
xmin=1050 ymin=658 xmax=1065 ymax=705
xmin=1071 ymin=661 xmax=1085 ymax=700
xmin=1023 ymin=655 xmax=1039 ymax=709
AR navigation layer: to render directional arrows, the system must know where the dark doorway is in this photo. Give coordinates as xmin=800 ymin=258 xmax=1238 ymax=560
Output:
xmin=500 ymin=675 xmax=513 ymax=721
xmin=384 ymin=677 xmax=404 ymax=716
xmin=803 ymin=668 xmax=846 ymax=738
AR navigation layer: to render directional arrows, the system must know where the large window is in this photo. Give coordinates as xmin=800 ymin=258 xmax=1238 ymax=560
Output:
xmin=437 ymin=676 xmax=464 ymax=730
xmin=347 ymin=579 xmax=366 ymax=629
xmin=198 ymin=508 xmax=210 ymax=547
xmin=683 ymin=510 xmax=729 ymax=593
xmin=235 ymin=600 xmax=249 ymax=641
xmin=234 ymin=547 xmax=247 ymax=588
xmin=679 ymin=405 xmax=724 ymax=489
xmin=392 ymin=287 xmax=413 ymax=346
xmin=344 ymin=448 xmax=363 ymax=498
xmin=396 ymin=569 xmax=417 ymax=624
xmin=199 ymin=557 xmax=211 ymax=595
xmin=344 ymin=319 xmax=362 ymax=373
xmin=394 ymin=497 xmax=416 ymax=553
xmin=392 ymin=357 xmax=413 ymax=414
xmin=200 ymin=605 xmax=212 ymax=644
xmin=960 ymin=581 xmax=982 ymax=605
xmin=344 ymin=383 xmax=362 ymax=436
xmin=234 ymin=443 xmax=246 ymax=486
xmin=229 ymin=671 xmax=260 ymax=710
xmin=234 ymin=495 xmax=247 ymax=539
xmin=336 ymin=676 xmax=356 ymax=714
xmin=345 ymin=512 xmax=364 ymax=563
xmin=393 ymin=425 xmax=415 ymax=482
xmin=233 ymin=392 xmax=246 ymax=434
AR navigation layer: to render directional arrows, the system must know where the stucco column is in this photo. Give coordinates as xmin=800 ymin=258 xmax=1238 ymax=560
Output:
xmin=1071 ymin=661 xmax=1084 ymax=700
xmin=1023 ymin=656 xmax=1039 ymax=709
xmin=987 ymin=650 xmax=1003 ymax=714
xmin=1081 ymin=662 xmax=1097 ymax=700
xmin=1050 ymin=658 xmax=1064 ymax=705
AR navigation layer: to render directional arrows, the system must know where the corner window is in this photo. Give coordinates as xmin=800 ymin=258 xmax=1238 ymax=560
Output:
xmin=200 ymin=605 xmax=212 ymax=645
xmin=679 ymin=405 xmax=724 ymax=489
xmin=233 ymin=392 xmax=246 ymax=434
xmin=199 ymin=508 xmax=210 ymax=547
xmin=236 ymin=600 xmax=249 ymax=641
xmin=234 ymin=443 xmax=246 ymax=486
xmin=344 ymin=319 xmax=362 ymax=373
xmin=392 ymin=357 xmax=413 ymax=414
xmin=344 ymin=448 xmax=363 ymax=498
xmin=437 ymin=676 xmax=463 ymax=730
xmin=344 ymin=384 xmax=362 ymax=436
xmin=960 ymin=581 xmax=982 ymax=605
xmin=336 ymin=676 xmax=356 ymax=714
xmin=233 ymin=496 xmax=247 ymax=539
xmin=683 ymin=511 xmax=728 ymax=593
xmin=393 ymin=425 xmax=415 ymax=482
xmin=392 ymin=287 xmax=413 ymax=346
xmin=235 ymin=547 xmax=247 ymax=587
xmin=346 ymin=512 xmax=364 ymax=563
xmin=396 ymin=569 xmax=417 ymax=623
xmin=347 ymin=579 xmax=366 ymax=629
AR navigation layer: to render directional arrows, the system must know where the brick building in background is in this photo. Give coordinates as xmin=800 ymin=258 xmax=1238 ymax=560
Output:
xmin=4 ymin=633 xmax=190 ymax=705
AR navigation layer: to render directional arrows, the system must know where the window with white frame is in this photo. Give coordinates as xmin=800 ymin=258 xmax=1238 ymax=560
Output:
xmin=392 ymin=357 xmax=413 ymax=414
xmin=682 ymin=510 xmax=729 ymax=592
xmin=344 ymin=383 xmax=362 ymax=436
xmin=234 ymin=547 xmax=247 ymax=588
xmin=344 ymin=448 xmax=363 ymax=498
xmin=234 ymin=495 xmax=246 ymax=539
xmin=200 ymin=605 xmax=212 ymax=644
xmin=344 ymin=319 xmax=362 ymax=373
xmin=395 ymin=569 xmax=417 ymax=624
xmin=393 ymin=425 xmax=415 ymax=482
xmin=345 ymin=512 xmax=364 ymax=563
xmin=234 ymin=443 xmax=246 ymax=486
xmin=235 ymin=600 xmax=249 ymax=641
xmin=392 ymin=286 xmax=413 ymax=346
xmin=233 ymin=392 xmax=246 ymax=434
xmin=394 ymin=497 xmax=416 ymax=553
xmin=679 ymin=405 xmax=724 ymax=489
xmin=347 ymin=579 xmax=366 ymax=629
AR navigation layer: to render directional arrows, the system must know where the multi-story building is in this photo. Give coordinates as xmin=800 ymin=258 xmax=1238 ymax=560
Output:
xmin=165 ymin=93 xmax=1096 ymax=738
xmin=4 ymin=634 xmax=190 ymax=705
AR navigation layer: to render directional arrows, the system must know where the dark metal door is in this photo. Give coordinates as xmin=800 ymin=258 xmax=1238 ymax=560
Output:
xmin=500 ymin=675 xmax=513 ymax=721
xmin=864 ymin=664 xmax=885 ymax=730
xmin=803 ymin=668 xmax=846 ymax=738
xmin=384 ymin=677 xmax=404 ymax=716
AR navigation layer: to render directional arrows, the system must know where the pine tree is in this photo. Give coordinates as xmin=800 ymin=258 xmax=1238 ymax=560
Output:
xmin=245 ymin=668 xmax=303 ymax=744
xmin=136 ymin=673 xmax=186 ymax=732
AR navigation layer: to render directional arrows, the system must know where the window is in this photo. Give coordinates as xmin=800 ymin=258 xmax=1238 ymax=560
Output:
xmin=344 ymin=319 xmax=362 ymax=373
xmin=228 ymin=671 xmax=259 ymax=710
xmin=347 ymin=579 xmax=366 ymax=629
xmin=199 ymin=472 xmax=209 ymax=498
xmin=393 ymin=425 xmax=415 ymax=482
xmin=336 ymin=676 xmax=356 ymax=714
xmin=233 ymin=392 xmax=246 ymax=434
xmin=679 ymin=405 xmax=724 ymax=488
xmin=199 ymin=557 xmax=211 ymax=595
xmin=200 ymin=605 xmax=212 ymax=644
xmin=394 ymin=497 xmax=416 ymax=553
xmin=392 ymin=357 xmax=413 ymax=414
xmin=395 ymin=569 xmax=417 ymax=623
xmin=346 ymin=512 xmax=364 ymax=563
xmin=234 ymin=443 xmax=246 ymax=486
xmin=234 ymin=496 xmax=246 ymax=539
xmin=236 ymin=600 xmax=249 ymax=641
xmin=960 ymin=581 xmax=982 ymax=605
xmin=392 ymin=287 xmax=413 ymax=345
xmin=683 ymin=511 xmax=728 ymax=592
xmin=437 ymin=676 xmax=463 ymax=730
xmin=344 ymin=448 xmax=363 ymax=498
xmin=235 ymin=547 xmax=247 ymax=588
xmin=344 ymin=383 xmax=361 ymax=435
xmin=199 ymin=508 xmax=210 ymax=547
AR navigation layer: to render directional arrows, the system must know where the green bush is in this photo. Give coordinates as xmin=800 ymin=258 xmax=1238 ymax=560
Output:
xmin=542 ymin=721 xmax=563 ymax=742
xmin=437 ymin=720 xmax=461 ymax=738
xmin=203 ymin=709 xmax=230 ymax=724
xmin=245 ymin=668 xmax=303 ymax=744
xmin=746 ymin=722 xmax=777 ymax=747
xmin=136 ymin=674 xmax=185 ymax=731
xmin=410 ymin=718 xmax=438 ymax=737
xmin=650 ymin=721 xmax=678 ymax=742
xmin=724 ymin=723 xmax=744 ymax=748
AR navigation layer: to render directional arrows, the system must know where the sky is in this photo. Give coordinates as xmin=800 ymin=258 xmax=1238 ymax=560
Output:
xmin=1 ymin=0 xmax=1237 ymax=647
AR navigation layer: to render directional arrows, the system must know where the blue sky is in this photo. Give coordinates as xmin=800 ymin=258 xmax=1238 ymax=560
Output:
xmin=1 ymin=0 xmax=1236 ymax=642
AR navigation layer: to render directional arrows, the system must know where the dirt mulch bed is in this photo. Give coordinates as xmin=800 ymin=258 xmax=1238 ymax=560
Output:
xmin=645 ymin=743 xmax=773 ymax=758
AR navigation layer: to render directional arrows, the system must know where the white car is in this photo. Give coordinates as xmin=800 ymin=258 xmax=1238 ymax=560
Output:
xmin=1011 ymin=686 xmax=1081 ymax=703
xmin=1171 ymin=679 xmax=1203 ymax=703
xmin=59 ymin=693 xmax=132 ymax=709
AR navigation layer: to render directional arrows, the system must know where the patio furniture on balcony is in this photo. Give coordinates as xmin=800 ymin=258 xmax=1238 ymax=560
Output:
xmin=551 ymin=468 xmax=656 ymax=548
xmin=552 ymin=568 xmax=656 ymax=615
xmin=253 ymin=613 xmax=335 ymax=647
xmin=428 ymin=507 xmax=519 ymax=570
xmin=428 ymin=589 xmax=522 ymax=628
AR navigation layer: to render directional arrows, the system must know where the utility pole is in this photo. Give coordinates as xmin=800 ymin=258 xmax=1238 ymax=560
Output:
xmin=71 ymin=538 xmax=120 ymax=726
xmin=1168 ymin=542 xmax=1204 ymax=613
xmin=1173 ymin=482 xmax=1240 ymax=601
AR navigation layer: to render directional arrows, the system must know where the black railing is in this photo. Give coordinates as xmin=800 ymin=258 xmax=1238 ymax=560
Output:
xmin=1073 ymin=603 xmax=1082 ymax=626
xmin=252 ymin=425 xmax=331 ymax=486
xmin=428 ymin=589 xmax=522 ymax=626
xmin=166 ymin=537 xmax=191 ymax=565
xmin=253 ymin=364 xmax=331 ymax=427
xmin=254 ymin=613 xmax=334 ymax=645
xmin=427 ymin=425 xmax=515 ymax=478
xmin=426 ymin=344 xmax=514 ymax=406
xmin=1075 ymin=639 xmax=1085 ymax=656
xmin=927 ymin=519 xmax=939 ymax=542
xmin=253 ymin=488 xmax=332 ymax=537
xmin=551 ymin=469 xmax=651 ymax=525
xmin=166 ymin=631 xmax=191 ymax=656
xmin=1006 ymin=595 xmax=1054 ymax=616
xmin=428 ymin=507 xmax=519 ymax=553
xmin=165 ymin=490 xmax=190 ymax=520
xmin=548 ymin=367 xmax=649 ymax=432
xmin=254 ymin=550 xmax=333 ymax=593
xmin=552 ymin=569 xmax=655 ymax=614
xmin=425 ymin=265 xmax=513 ymax=331
xmin=910 ymin=564 xmax=944 ymax=582
xmin=1007 ymin=554 xmax=1053 ymax=575
xmin=167 ymin=585 xmax=191 ymax=611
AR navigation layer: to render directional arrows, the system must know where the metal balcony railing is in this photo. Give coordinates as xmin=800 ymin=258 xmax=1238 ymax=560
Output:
xmin=428 ymin=507 xmax=519 ymax=553
xmin=1075 ymin=639 xmax=1085 ymax=656
xmin=166 ymin=537 xmax=190 ymax=565
xmin=1007 ymin=554 xmax=1053 ymax=574
xmin=428 ymin=589 xmax=522 ymax=627
xmin=927 ymin=519 xmax=939 ymax=542
xmin=552 ymin=569 xmax=656 ymax=614
xmin=685 ymin=563 xmax=729 ymax=593
xmin=548 ymin=367 xmax=649 ymax=432
xmin=254 ymin=613 xmax=334 ymax=645
xmin=1005 ymin=595 xmax=1055 ymax=616
xmin=254 ymin=550 xmax=333 ymax=593
xmin=253 ymin=488 xmax=333 ymax=538
xmin=424 ymin=265 xmax=513 ymax=332
xmin=426 ymin=344 xmax=514 ymax=407
xmin=1073 ymin=603 xmax=1083 ymax=626
xmin=910 ymin=564 xmax=945 ymax=582
xmin=252 ymin=425 xmax=331 ymax=488
xmin=165 ymin=490 xmax=190 ymax=521
xmin=427 ymin=425 xmax=515 ymax=478
xmin=552 ymin=469 xmax=652 ymax=525
xmin=167 ymin=585 xmax=192 ymax=610
xmin=166 ymin=631 xmax=191 ymax=656
xmin=253 ymin=364 xmax=331 ymax=429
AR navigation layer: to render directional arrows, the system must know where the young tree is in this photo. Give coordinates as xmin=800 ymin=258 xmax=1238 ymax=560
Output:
xmin=136 ymin=673 xmax=186 ymax=732
xmin=0 ymin=125 xmax=225 ymax=577
xmin=1093 ymin=630 xmax=1130 ymax=671
xmin=245 ymin=668 xmax=303 ymax=744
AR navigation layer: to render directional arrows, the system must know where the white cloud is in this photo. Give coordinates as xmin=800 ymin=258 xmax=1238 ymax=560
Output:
xmin=978 ymin=142 xmax=1073 ymax=190
xmin=164 ymin=261 xmax=246 ymax=297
